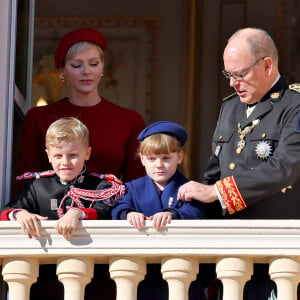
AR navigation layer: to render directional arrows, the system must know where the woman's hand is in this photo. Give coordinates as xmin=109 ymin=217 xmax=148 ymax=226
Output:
xmin=55 ymin=208 xmax=82 ymax=240
xmin=15 ymin=210 xmax=48 ymax=238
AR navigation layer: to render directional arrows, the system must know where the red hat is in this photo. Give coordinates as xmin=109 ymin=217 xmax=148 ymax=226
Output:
xmin=55 ymin=28 xmax=107 ymax=68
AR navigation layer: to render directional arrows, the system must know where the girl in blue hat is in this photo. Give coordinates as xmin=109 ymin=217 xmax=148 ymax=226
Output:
xmin=112 ymin=121 xmax=205 ymax=229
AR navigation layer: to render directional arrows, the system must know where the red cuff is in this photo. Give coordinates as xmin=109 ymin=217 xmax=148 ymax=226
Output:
xmin=216 ymin=176 xmax=246 ymax=214
xmin=0 ymin=209 xmax=16 ymax=221
xmin=79 ymin=208 xmax=97 ymax=220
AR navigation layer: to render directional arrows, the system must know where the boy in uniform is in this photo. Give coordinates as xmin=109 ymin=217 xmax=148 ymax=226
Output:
xmin=1 ymin=117 xmax=125 ymax=240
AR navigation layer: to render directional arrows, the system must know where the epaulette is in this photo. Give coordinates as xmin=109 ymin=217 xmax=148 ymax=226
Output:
xmin=16 ymin=170 xmax=56 ymax=181
xmin=89 ymin=173 xmax=105 ymax=179
xmin=289 ymin=83 xmax=300 ymax=93
xmin=223 ymin=92 xmax=237 ymax=101
xmin=89 ymin=173 xmax=123 ymax=185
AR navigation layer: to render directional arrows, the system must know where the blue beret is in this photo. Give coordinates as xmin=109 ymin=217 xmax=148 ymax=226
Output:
xmin=138 ymin=121 xmax=187 ymax=145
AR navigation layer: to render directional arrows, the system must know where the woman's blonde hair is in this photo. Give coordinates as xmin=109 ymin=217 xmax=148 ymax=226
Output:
xmin=64 ymin=41 xmax=104 ymax=64
xmin=139 ymin=133 xmax=182 ymax=156
xmin=45 ymin=117 xmax=89 ymax=148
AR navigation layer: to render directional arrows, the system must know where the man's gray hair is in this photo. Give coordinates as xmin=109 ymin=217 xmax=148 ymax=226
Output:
xmin=228 ymin=27 xmax=278 ymax=67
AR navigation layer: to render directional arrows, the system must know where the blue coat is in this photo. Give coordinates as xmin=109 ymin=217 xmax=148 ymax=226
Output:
xmin=112 ymin=170 xmax=205 ymax=220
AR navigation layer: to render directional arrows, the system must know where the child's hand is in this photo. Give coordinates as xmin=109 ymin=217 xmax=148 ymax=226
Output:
xmin=55 ymin=208 xmax=82 ymax=240
xmin=15 ymin=210 xmax=48 ymax=238
xmin=127 ymin=212 xmax=145 ymax=229
xmin=147 ymin=212 xmax=172 ymax=230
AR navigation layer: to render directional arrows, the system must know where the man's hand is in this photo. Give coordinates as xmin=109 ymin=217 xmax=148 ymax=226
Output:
xmin=55 ymin=208 xmax=82 ymax=240
xmin=147 ymin=211 xmax=172 ymax=230
xmin=15 ymin=210 xmax=48 ymax=238
xmin=177 ymin=181 xmax=218 ymax=203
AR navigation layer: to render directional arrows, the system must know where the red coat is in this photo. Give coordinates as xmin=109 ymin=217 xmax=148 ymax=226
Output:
xmin=18 ymin=98 xmax=145 ymax=181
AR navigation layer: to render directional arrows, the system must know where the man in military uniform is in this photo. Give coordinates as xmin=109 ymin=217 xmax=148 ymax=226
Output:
xmin=178 ymin=27 xmax=300 ymax=219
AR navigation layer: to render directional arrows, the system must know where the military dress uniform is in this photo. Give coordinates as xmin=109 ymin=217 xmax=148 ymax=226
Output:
xmin=205 ymin=76 xmax=300 ymax=218
xmin=0 ymin=169 xmax=125 ymax=220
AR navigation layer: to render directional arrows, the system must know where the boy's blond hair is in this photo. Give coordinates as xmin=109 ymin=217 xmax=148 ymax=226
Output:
xmin=139 ymin=133 xmax=182 ymax=156
xmin=45 ymin=117 xmax=89 ymax=148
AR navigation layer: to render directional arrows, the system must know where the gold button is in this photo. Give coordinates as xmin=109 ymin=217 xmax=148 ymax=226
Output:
xmin=219 ymin=135 xmax=223 ymax=140
xmin=229 ymin=163 xmax=236 ymax=170
xmin=262 ymin=133 xmax=266 ymax=138
xmin=236 ymin=148 xmax=241 ymax=154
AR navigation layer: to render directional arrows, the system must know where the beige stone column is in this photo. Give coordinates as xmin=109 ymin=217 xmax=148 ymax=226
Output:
xmin=2 ymin=258 xmax=39 ymax=300
xmin=269 ymin=258 xmax=300 ymax=300
xmin=161 ymin=257 xmax=198 ymax=300
xmin=57 ymin=257 xmax=94 ymax=300
xmin=109 ymin=257 xmax=146 ymax=300
xmin=216 ymin=257 xmax=253 ymax=300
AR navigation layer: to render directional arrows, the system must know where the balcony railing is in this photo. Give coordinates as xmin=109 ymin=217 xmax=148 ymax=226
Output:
xmin=1 ymin=219 xmax=300 ymax=300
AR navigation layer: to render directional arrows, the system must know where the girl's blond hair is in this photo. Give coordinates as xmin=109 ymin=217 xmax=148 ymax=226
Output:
xmin=139 ymin=133 xmax=182 ymax=156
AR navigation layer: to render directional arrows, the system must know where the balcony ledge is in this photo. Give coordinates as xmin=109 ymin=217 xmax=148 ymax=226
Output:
xmin=1 ymin=219 xmax=300 ymax=262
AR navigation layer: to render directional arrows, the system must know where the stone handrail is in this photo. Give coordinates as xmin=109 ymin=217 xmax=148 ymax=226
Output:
xmin=1 ymin=219 xmax=300 ymax=300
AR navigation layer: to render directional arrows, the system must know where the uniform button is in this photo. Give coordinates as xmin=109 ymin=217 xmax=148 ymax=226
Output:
xmin=262 ymin=133 xmax=266 ymax=138
xmin=236 ymin=148 xmax=242 ymax=154
xmin=229 ymin=163 xmax=236 ymax=170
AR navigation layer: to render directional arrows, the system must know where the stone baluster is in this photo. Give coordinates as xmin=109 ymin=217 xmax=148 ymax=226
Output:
xmin=269 ymin=258 xmax=300 ymax=300
xmin=109 ymin=257 xmax=146 ymax=300
xmin=57 ymin=257 xmax=94 ymax=300
xmin=216 ymin=257 xmax=253 ymax=300
xmin=161 ymin=257 xmax=198 ymax=300
xmin=2 ymin=258 xmax=39 ymax=300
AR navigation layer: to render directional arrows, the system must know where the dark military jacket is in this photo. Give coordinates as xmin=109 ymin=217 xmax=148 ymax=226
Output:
xmin=0 ymin=169 xmax=124 ymax=220
xmin=205 ymin=76 xmax=300 ymax=218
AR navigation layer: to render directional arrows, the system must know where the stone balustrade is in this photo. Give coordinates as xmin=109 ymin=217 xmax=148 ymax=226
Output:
xmin=1 ymin=219 xmax=300 ymax=300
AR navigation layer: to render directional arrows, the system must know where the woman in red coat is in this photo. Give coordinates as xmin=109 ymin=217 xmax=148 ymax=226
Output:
xmin=19 ymin=28 xmax=145 ymax=182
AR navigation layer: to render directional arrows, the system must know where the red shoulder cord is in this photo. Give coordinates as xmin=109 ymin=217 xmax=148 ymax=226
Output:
xmin=57 ymin=174 xmax=125 ymax=218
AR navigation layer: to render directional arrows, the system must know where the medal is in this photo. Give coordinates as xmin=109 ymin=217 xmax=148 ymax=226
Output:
xmin=78 ymin=175 xmax=84 ymax=183
xmin=255 ymin=141 xmax=272 ymax=159
xmin=237 ymin=140 xmax=245 ymax=151
xmin=270 ymin=92 xmax=280 ymax=99
xmin=168 ymin=197 xmax=174 ymax=208
xmin=236 ymin=119 xmax=260 ymax=154
xmin=51 ymin=198 xmax=58 ymax=210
